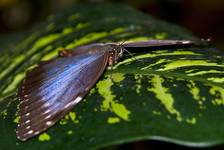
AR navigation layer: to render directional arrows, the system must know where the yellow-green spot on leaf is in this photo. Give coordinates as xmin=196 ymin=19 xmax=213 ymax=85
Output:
xmin=111 ymin=73 xmax=125 ymax=83
xmin=59 ymin=120 xmax=68 ymax=125
xmin=155 ymin=32 xmax=167 ymax=39
xmin=187 ymin=70 xmax=223 ymax=76
xmin=125 ymin=36 xmax=151 ymax=42
xmin=60 ymin=114 xmax=69 ymax=125
xmin=199 ymin=105 xmax=206 ymax=110
xmin=167 ymin=115 xmax=171 ymax=119
xmin=68 ymin=13 xmax=80 ymax=21
xmin=110 ymin=27 xmax=125 ymax=34
xmin=97 ymin=76 xmax=131 ymax=121
xmin=89 ymin=88 xmax=96 ymax=95
xmin=76 ymin=23 xmax=89 ymax=30
xmin=46 ymin=23 xmax=55 ymax=31
xmin=27 ymin=64 xmax=38 ymax=71
xmin=0 ymin=55 xmax=25 ymax=80
xmin=186 ymin=117 xmax=197 ymax=125
xmin=207 ymin=77 xmax=224 ymax=83
xmin=60 ymin=111 xmax=79 ymax=125
xmin=187 ymin=81 xmax=204 ymax=106
xmin=38 ymin=133 xmax=51 ymax=142
xmin=185 ymin=69 xmax=195 ymax=73
xmin=141 ymin=59 xmax=166 ymax=70
xmin=41 ymin=46 xmax=61 ymax=61
xmin=13 ymin=116 xmax=20 ymax=124
xmin=1 ymin=109 xmax=7 ymax=119
xmin=67 ymin=130 xmax=73 ymax=135
xmin=107 ymin=117 xmax=120 ymax=124
xmin=111 ymin=102 xmax=130 ymax=120
xmin=157 ymin=60 xmax=224 ymax=71
xmin=210 ymin=86 xmax=224 ymax=105
xmin=69 ymin=112 xmax=79 ymax=124
xmin=2 ymin=73 xmax=25 ymax=95
xmin=148 ymin=75 xmax=182 ymax=121
xmin=152 ymin=110 xmax=161 ymax=116
xmin=62 ymin=27 xmax=74 ymax=34
xmin=29 ymin=34 xmax=60 ymax=55
xmin=134 ymin=74 xmax=142 ymax=94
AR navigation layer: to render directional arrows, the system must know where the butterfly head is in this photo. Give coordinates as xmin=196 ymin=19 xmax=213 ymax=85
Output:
xmin=107 ymin=43 xmax=124 ymax=66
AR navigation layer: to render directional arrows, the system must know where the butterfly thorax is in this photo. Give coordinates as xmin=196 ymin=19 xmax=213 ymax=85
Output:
xmin=71 ymin=43 xmax=124 ymax=66
xmin=105 ymin=43 xmax=124 ymax=66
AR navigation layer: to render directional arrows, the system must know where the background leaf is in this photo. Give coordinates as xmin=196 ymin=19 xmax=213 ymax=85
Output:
xmin=0 ymin=3 xmax=224 ymax=150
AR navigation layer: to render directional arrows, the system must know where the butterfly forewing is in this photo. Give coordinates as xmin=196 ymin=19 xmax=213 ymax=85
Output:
xmin=17 ymin=50 xmax=109 ymax=141
xmin=123 ymin=40 xmax=194 ymax=50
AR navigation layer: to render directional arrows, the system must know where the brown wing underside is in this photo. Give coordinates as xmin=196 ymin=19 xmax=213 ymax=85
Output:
xmin=123 ymin=40 xmax=195 ymax=50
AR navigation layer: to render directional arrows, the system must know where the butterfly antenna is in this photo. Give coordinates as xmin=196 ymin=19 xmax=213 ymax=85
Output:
xmin=119 ymin=41 xmax=143 ymax=63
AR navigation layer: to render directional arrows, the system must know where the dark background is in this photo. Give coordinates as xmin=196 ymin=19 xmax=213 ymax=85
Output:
xmin=0 ymin=0 xmax=224 ymax=149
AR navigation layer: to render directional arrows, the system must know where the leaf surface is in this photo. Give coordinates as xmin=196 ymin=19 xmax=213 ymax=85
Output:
xmin=0 ymin=3 xmax=224 ymax=150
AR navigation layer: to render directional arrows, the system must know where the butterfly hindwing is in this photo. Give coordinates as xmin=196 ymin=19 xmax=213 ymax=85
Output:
xmin=17 ymin=50 xmax=109 ymax=141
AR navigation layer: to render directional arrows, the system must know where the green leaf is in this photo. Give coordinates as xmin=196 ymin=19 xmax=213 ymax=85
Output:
xmin=1 ymin=3 xmax=224 ymax=149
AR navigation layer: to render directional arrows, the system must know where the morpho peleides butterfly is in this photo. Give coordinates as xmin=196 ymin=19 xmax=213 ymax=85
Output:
xmin=16 ymin=39 xmax=202 ymax=141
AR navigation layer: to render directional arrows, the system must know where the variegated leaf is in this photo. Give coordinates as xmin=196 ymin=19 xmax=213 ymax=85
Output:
xmin=0 ymin=3 xmax=224 ymax=150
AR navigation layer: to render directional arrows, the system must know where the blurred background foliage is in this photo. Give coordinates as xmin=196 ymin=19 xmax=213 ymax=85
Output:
xmin=0 ymin=0 xmax=223 ymax=49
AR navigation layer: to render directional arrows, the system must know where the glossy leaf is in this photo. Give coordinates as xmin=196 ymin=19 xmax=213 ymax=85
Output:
xmin=1 ymin=3 xmax=224 ymax=150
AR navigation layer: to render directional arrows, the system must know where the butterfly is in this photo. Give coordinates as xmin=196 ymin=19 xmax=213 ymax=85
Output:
xmin=16 ymin=39 xmax=197 ymax=141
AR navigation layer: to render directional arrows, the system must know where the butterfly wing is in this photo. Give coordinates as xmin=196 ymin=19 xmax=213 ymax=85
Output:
xmin=17 ymin=50 xmax=109 ymax=141
xmin=123 ymin=40 xmax=195 ymax=51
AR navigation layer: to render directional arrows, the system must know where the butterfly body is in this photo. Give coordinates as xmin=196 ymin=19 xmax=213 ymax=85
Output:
xmin=16 ymin=39 xmax=198 ymax=141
